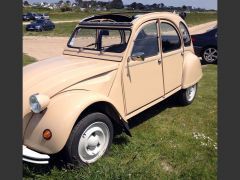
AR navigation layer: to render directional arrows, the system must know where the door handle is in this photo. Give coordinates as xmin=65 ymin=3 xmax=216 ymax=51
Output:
xmin=181 ymin=52 xmax=184 ymax=56
xmin=158 ymin=58 xmax=162 ymax=63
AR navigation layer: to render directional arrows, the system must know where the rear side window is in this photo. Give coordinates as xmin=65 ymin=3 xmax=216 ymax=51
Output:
xmin=160 ymin=22 xmax=181 ymax=53
xmin=179 ymin=22 xmax=191 ymax=46
xmin=132 ymin=22 xmax=159 ymax=58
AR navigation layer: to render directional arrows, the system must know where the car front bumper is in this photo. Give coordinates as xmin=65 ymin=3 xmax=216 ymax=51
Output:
xmin=22 ymin=145 xmax=50 ymax=164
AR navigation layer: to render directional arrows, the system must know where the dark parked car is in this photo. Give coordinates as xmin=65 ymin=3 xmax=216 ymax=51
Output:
xmin=25 ymin=19 xmax=55 ymax=32
xmin=22 ymin=12 xmax=37 ymax=21
xmin=191 ymin=27 xmax=217 ymax=64
xmin=22 ymin=14 xmax=30 ymax=21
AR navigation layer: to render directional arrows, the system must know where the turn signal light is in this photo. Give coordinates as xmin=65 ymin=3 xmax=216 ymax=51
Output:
xmin=43 ymin=129 xmax=52 ymax=140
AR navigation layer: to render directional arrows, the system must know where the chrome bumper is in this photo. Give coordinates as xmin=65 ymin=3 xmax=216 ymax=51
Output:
xmin=22 ymin=145 xmax=50 ymax=164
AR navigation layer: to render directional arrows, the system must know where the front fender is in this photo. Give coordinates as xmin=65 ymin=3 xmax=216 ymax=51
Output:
xmin=182 ymin=52 xmax=203 ymax=89
xmin=24 ymin=90 xmax=120 ymax=154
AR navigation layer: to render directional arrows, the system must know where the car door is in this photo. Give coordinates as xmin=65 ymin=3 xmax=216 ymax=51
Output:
xmin=160 ymin=21 xmax=184 ymax=93
xmin=123 ymin=20 xmax=164 ymax=114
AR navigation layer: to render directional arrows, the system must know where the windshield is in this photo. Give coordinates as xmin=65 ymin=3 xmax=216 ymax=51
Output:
xmin=67 ymin=27 xmax=131 ymax=53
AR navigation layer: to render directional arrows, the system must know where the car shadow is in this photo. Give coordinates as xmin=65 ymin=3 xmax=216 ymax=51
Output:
xmin=23 ymin=94 xmax=181 ymax=176
xmin=128 ymin=95 xmax=180 ymax=129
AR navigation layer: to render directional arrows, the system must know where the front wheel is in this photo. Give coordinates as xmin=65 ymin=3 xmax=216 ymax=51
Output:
xmin=178 ymin=84 xmax=198 ymax=106
xmin=64 ymin=112 xmax=113 ymax=166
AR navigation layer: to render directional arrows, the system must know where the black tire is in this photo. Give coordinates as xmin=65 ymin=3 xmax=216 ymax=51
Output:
xmin=201 ymin=47 xmax=218 ymax=64
xmin=178 ymin=84 xmax=198 ymax=106
xmin=64 ymin=112 xmax=113 ymax=166
xmin=37 ymin=28 xmax=43 ymax=32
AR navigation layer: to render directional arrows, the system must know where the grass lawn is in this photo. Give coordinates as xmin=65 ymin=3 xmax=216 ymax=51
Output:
xmin=185 ymin=12 xmax=217 ymax=26
xmin=23 ymin=54 xmax=36 ymax=66
xmin=23 ymin=61 xmax=217 ymax=179
xmin=23 ymin=12 xmax=217 ymax=37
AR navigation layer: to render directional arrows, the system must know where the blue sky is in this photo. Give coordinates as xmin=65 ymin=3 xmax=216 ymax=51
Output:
xmin=27 ymin=0 xmax=218 ymax=10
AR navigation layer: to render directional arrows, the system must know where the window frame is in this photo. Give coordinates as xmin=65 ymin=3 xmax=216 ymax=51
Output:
xmin=159 ymin=20 xmax=182 ymax=54
xmin=67 ymin=26 xmax=132 ymax=52
xmin=179 ymin=21 xmax=192 ymax=47
xmin=130 ymin=20 xmax=161 ymax=60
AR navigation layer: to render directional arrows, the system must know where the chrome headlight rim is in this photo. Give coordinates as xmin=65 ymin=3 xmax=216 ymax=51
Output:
xmin=29 ymin=93 xmax=49 ymax=113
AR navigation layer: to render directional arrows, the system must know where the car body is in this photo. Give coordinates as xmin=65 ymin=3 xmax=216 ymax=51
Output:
xmin=23 ymin=12 xmax=38 ymax=21
xmin=191 ymin=27 xmax=217 ymax=63
xmin=33 ymin=13 xmax=43 ymax=20
xmin=25 ymin=19 xmax=55 ymax=31
xmin=23 ymin=12 xmax=202 ymax=165
xmin=22 ymin=14 xmax=30 ymax=21
xmin=23 ymin=13 xmax=34 ymax=21
xmin=40 ymin=13 xmax=50 ymax=20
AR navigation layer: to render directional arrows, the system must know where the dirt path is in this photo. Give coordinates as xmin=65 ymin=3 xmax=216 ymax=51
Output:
xmin=23 ymin=21 xmax=217 ymax=61
xmin=189 ymin=21 xmax=217 ymax=34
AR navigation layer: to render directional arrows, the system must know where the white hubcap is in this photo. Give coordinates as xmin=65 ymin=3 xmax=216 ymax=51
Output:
xmin=203 ymin=48 xmax=217 ymax=63
xmin=186 ymin=84 xmax=197 ymax=102
xmin=78 ymin=122 xmax=110 ymax=163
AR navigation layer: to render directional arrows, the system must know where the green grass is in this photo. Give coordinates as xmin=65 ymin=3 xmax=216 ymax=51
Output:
xmin=23 ymin=53 xmax=36 ymax=66
xmin=23 ymin=64 xmax=217 ymax=179
xmin=23 ymin=11 xmax=217 ymax=37
xmin=185 ymin=12 xmax=217 ymax=26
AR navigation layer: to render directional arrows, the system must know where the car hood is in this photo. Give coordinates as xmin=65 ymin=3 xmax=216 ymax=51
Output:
xmin=23 ymin=55 xmax=119 ymax=116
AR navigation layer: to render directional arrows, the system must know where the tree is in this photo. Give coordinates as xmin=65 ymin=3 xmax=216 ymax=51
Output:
xmin=159 ymin=3 xmax=165 ymax=8
xmin=110 ymin=0 xmax=124 ymax=9
xmin=66 ymin=0 xmax=71 ymax=6
xmin=75 ymin=0 xmax=83 ymax=7
xmin=58 ymin=0 xmax=64 ymax=5
xmin=129 ymin=2 xmax=137 ymax=10
xmin=182 ymin=5 xmax=187 ymax=11
xmin=136 ymin=3 xmax=145 ymax=10
xmin=23 ymin=0 xmax=29 ymax=6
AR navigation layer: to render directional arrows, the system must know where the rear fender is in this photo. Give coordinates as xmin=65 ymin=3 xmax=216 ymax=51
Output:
xmin=182 ymin=52 xmax=203 ymax=89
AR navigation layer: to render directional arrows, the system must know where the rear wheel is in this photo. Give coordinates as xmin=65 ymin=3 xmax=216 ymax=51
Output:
xmin=178 ymin=84 xmax=197 ymax=106
xmin=202 ymin=47 xmax=218 ymax=64
xmin=64 ymin=112 xmax=113 ymax=166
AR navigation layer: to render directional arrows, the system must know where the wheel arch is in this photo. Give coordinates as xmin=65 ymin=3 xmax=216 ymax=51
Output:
xmin=76 ymin=101 xmax=131 ymax=137
xmin=182 ymin=51 xmax=203 ymax=89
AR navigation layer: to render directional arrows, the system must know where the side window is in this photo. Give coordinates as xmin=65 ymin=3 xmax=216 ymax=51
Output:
xmin=160 ymin=22 xmax=181 ymax=53
xmin=179 ymin=22 xmax=191 ymax=46
xmin=132 ymin=22 xmax=159 ymax=58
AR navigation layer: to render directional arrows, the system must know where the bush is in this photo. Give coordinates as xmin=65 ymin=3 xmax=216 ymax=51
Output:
xmin=60 ymin=6 xmax=72 ymax=12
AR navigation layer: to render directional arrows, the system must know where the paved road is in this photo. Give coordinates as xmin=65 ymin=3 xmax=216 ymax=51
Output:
xmin=23 ymin=21 xmax=217 ymax=61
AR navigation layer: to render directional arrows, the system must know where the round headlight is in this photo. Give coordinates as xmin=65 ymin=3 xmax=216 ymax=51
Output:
xmin=29 ymin=93 xmax=50 ymax=113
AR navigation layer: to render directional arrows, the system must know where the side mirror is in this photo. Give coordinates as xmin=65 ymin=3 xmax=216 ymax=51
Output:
xmin=131 ymin=52 xmax=145 ymax=61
